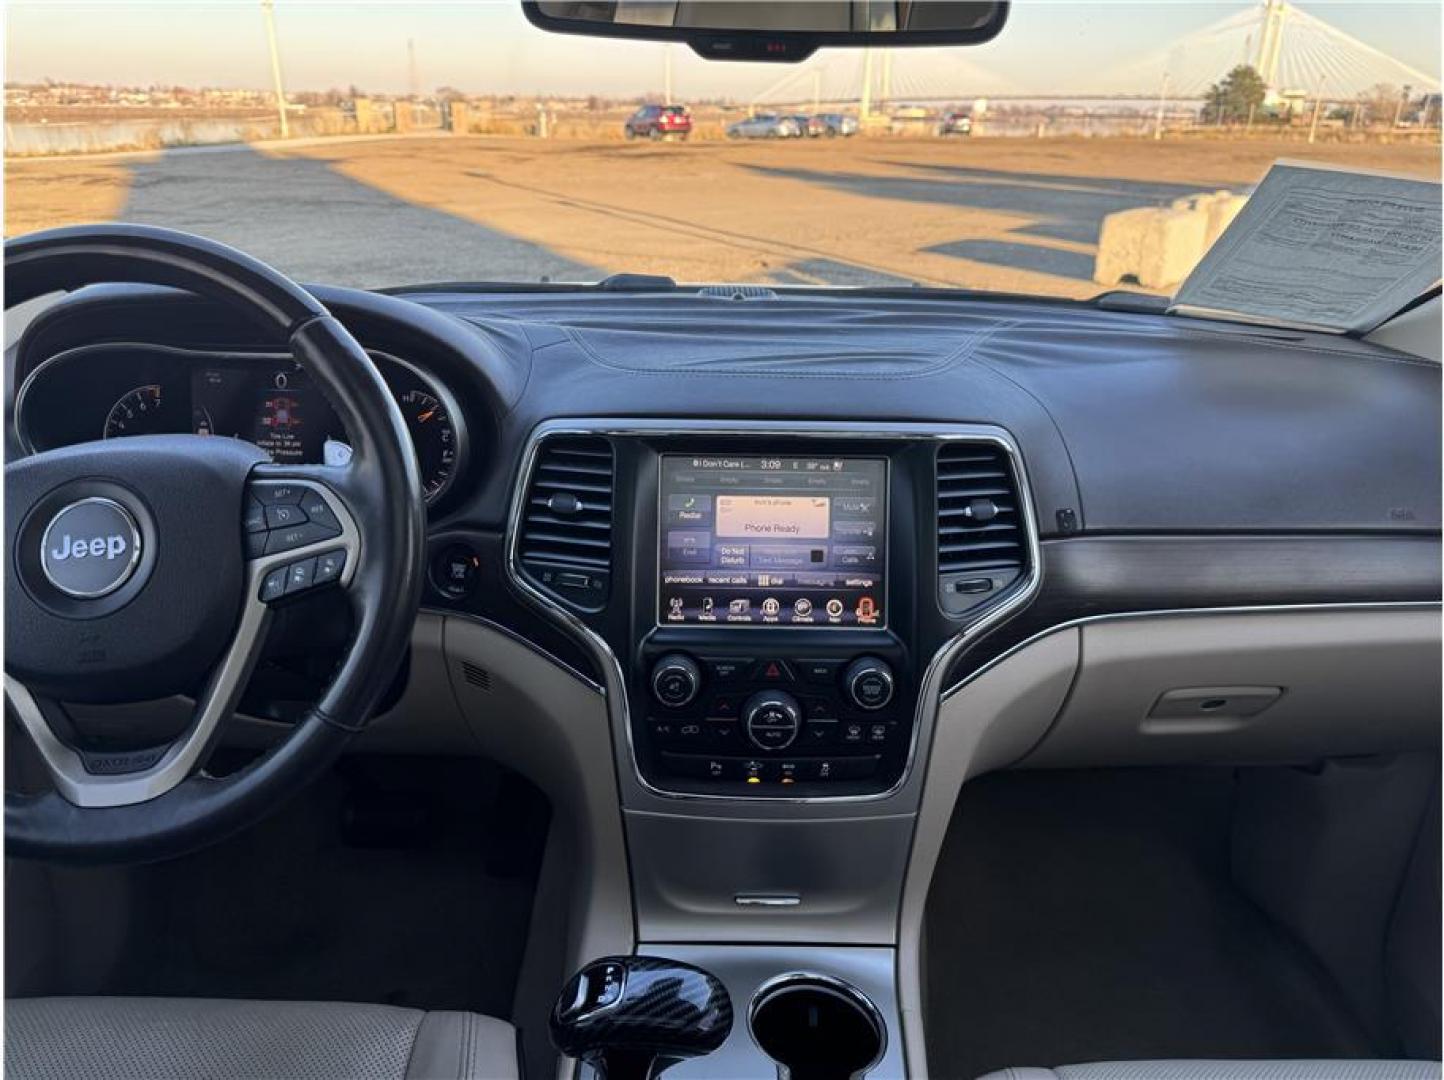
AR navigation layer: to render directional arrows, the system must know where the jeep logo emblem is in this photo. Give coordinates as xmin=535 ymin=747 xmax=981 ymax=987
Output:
xmin=40 ymin=498 xmax=143 ymax=598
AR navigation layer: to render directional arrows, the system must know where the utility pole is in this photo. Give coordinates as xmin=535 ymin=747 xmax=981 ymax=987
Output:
xmin=1153 ymin=71 xmax=1169 ymax=140
xmin=663 ymin=45 xmax=673 ymax=106
xmin=860 ymin=47 xmax=874 ymax=125
xmin=260 ymin=0 xmax=289 ymax=139
xmin=1307 ymin=77 xmax=1325 ymax=144
xmin=880 ymin=48 xmax=892 ymax=114
xmin=407 ymin=38 xmax=419 ymax=99
xmin=812 ymin=68 xmax=821 ymax=115
xmin=1392 ymin=83 xmax=1412 ymax=129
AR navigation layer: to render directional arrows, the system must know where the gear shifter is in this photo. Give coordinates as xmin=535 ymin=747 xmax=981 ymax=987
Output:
xmin=551 ymin=956 xmax=732 ymax=1079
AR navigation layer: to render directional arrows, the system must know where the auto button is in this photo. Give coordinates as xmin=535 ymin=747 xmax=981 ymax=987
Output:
xmin=743 ymin=690 xmax=802 ymax=752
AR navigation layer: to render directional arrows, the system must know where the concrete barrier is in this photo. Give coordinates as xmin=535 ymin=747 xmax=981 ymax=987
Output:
xmin=1094 ymin=189 xmax=1248 ymax=290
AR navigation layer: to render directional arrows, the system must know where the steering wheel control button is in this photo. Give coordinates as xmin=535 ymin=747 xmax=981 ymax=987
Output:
xmin=743 ymin=690 xmax=802 ymax=751
xmin=844 ymin=657 xmax=895 ymax=711
xmin=243 ymin=498 xmax=267 ymax=534
xmin=264 ymin=503 xmax=306 ymax=529
xmin=264 ymin=521 xmax=338 ymax=555
xmin=39 ymin=497 xmax=143 ymax=599
xmin=313 ymin=549 xmax=346 ymax=585
xmin=652 ymin=654 xmax=702 ymax=709
xmin=259 ymin=566 xmax=289 ymax=602
xmin=252 ymin=483 xmax=306 ymax=505
xmin=245 ymin=483 xmax=344 ymax=562
xmin=284 ymin=557 xmax=317 ymax=595
xmin=299 ymin=490 xmax=340 ymax=532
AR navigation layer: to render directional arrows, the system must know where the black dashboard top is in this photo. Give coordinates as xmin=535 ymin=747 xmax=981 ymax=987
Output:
xmin=407 ymin=287 xmax=1441 ymax=537
xmin=10 ymin=282 xmax=1441 ymax=542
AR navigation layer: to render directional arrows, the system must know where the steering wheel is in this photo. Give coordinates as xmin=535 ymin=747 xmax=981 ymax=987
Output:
xmin=4 ymin=224 xmax=426 ymax=863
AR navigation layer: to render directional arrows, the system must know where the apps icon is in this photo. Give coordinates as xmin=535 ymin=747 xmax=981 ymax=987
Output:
xmin=825 ymin=598 xmax=845 ymax=619
xmin=762 ymin=597 xmax=781 ymax=617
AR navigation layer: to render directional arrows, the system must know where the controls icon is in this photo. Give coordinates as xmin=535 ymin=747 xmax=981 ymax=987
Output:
xmin=729 ymin=598 xmax=750 ymax=616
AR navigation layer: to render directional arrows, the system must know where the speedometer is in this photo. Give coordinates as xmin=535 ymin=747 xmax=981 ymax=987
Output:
xmin=371 ymin=352 xmax=467 ymax=506
xmin=397 ymin=386 xmax=459 ymax=503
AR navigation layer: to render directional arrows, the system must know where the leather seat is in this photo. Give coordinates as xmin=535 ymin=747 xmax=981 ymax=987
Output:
xmin=978 ymin=1063 xmax=1443 ymax=1080
xmin=5 ymin=996 xmax=519 ymax=1080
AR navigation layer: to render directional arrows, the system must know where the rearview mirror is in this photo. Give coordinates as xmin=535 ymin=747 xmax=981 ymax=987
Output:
xmin=522 ymin=1 xmax=1009 ymax=62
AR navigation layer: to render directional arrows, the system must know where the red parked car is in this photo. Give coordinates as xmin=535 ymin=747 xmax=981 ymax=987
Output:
xmin=624 ymin=103 xmax=693 ymax=140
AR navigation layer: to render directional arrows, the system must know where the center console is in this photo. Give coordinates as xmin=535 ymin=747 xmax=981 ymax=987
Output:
xmin=503 ymin=419 xmax=1038 ymax=1078
xmin=640 ymin=452 xmax=909 ymax=797
xmin=511 ymin=420 xmax=1035 ymax=806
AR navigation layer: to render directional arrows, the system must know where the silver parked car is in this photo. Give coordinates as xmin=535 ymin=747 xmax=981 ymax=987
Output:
xmin=726 ymin=113 xmax=802 ymax=138
xmin=816 ymin=112 xmax=860 ymax=136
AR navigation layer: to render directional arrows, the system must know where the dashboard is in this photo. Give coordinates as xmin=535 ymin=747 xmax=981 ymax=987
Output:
xmin=6 ymin=280 xmax=1440 ymax=804
xmin=15 ymin=342 xmax=467 ymax=505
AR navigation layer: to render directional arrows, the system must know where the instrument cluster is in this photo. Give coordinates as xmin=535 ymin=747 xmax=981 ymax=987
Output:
xmin=15 ymin=343 xmax=468 ymax=507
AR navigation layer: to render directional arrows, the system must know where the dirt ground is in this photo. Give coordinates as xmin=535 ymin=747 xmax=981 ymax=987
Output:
xmin=4 ymin=156 xmax=143 ymax=235
xmin=6 ymin=135 xmax=1440 ymax=296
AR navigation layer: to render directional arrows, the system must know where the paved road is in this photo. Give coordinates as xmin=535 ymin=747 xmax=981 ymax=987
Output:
xmin=115 ymin=139 xmax=1199 ymax=291
xmin=120 ymin=145 xmax=600 ymax=289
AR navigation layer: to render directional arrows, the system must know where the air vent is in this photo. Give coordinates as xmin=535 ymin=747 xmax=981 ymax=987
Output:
xmin=460 ymin=661 xmax=492 ymax=691
xmin=518 ymin=435 xmax=613 ymax=611
xmin=936 ymin=442 xmax=1028 ymax=615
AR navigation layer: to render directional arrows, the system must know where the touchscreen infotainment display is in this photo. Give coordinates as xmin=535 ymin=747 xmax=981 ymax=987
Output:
xmin=658 ymin=455 xmax=886 ymax=628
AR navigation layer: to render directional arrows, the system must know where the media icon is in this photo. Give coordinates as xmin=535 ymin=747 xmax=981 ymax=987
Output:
xmin=762 ymin=597 xmax=781 ymax=617
xmin=825 ymin=598 xmax=845 ymax=619
xmin=700 ymin=596 xmax=715 ymax=616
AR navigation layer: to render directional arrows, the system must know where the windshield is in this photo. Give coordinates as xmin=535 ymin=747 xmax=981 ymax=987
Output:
xmin=5 ymin=2 xmax=1441 ymax=316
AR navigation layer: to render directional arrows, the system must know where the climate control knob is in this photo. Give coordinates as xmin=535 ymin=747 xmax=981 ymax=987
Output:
xmin=651 ymin=654 xmax=701 ymax=709
xmin=844 ymin=657 xmax=895 ymax=711
xmin=743 ymin=690 xmax=802 ymax=751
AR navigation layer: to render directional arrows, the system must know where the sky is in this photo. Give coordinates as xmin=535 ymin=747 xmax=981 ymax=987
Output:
xmin=5 ymin=1 xmax=1441 ymax=100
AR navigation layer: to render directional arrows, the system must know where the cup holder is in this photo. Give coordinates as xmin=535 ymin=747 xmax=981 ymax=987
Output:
xmin=749 ymin=973 xmax=886 ymax=1080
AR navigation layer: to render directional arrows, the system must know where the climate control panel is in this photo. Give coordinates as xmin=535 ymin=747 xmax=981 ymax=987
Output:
xmin=635 ymin=646 xmax=910 ymax=797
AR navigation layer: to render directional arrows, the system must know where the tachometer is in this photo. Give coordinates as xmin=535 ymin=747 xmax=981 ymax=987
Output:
xmin=397 ymin=387 xmax=459 ymax=503
xmin=103 ymin=384 xmax=167 ymax=439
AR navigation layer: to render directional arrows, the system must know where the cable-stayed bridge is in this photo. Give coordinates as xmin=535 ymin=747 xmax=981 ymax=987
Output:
xmin=751 ymin=0 xmax=1438 ymax=109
